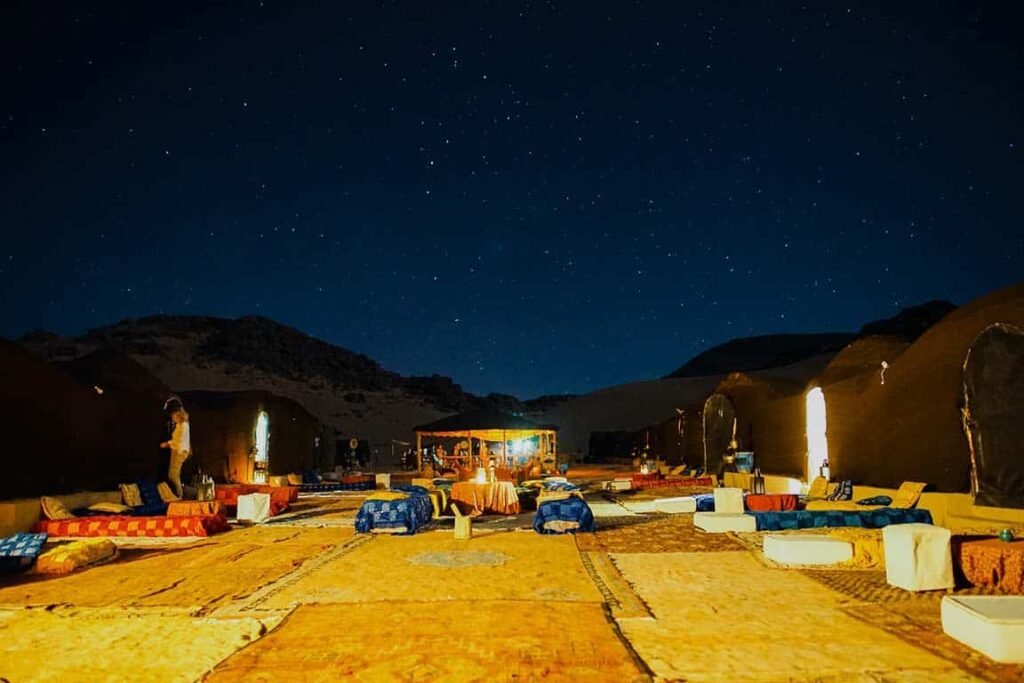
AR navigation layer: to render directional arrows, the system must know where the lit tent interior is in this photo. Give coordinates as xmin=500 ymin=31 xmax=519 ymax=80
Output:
xmin=413 ymin=408 xmax=558 ymax=473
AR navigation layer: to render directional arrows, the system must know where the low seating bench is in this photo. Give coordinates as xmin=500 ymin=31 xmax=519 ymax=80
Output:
xmin=942 ymin=596 xmax=1024 ymax=663
xmin=764 ymin=535 xmax=853 ymax=565
xmin=751 ymin=507 xmax=932 ymax=531
xmin=33 ymin=514 xmax=229 ymax=538
xmin=534 ymin=496 xmax=595 ymax=535
xmin=694 ymin=512 xmax=757 ymax=533
xmin=355 ymin=488 xmax=433 ymax=535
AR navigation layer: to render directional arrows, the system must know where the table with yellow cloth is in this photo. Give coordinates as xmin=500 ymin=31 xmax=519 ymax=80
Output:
xmin=166 ymin=500 xmax=227 ymax=518
xmin=450 ymin=481 xmax=521 ymax=515
xmin=959 ymin=538 xmax=1024 ymax=594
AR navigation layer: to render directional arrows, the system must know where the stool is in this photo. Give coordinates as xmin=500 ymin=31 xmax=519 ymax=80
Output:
xmin=941 ymin=596 xmax=1024 ymax=663
xmin=452 ymin=504 xmax=472 ymax=540
xmin=694 ymin=512 xmax=756 ymax=533
xmin=764 ymin=535 xmax=853 ymax=565
xmin=604 ymin=480 xmax=632 ymax=492
xmin=375 ymin=473 xmax=391 ymax=490
xmin=713 ymin=487 xmax=744 ymax=514
xmin=654 ymin=497 xmax=697 ymax=514
xmin=237 ymin=493 xmax=271 ymax=524
xmin=883 ymin=522 xmax=953 ymax=591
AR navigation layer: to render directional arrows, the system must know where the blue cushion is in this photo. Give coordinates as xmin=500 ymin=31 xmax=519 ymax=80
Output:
xmin=302 ymin=469 xmax=322 ymax=484
xmin=136 ymin=480 xmax=163 ymax=508
xmin=0 ymin=532 xmax=48 ymax=573
xmin=856 ymin=495 xmax=893 ymax=506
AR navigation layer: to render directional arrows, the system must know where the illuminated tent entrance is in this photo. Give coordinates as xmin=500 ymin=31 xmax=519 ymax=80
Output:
xmin=964 ymin=324 xmax=1024 ymax=508
xmin=805 ymin=387 xmax=829 ymax=483
xmin=413 ymin=409 xmax=558 ymax=474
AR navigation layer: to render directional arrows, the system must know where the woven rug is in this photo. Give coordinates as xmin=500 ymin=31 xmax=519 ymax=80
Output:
xmin=205 ymin=601 xmax=650 ymax=682
xmin=260 ymin=530 xmax=603 ymax=608
xmin=576 ymin=513 xmax=743 ymax=554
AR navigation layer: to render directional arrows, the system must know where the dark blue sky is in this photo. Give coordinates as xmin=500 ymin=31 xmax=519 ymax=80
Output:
xmin=2 ymin=1 xmax=1021 ymax=398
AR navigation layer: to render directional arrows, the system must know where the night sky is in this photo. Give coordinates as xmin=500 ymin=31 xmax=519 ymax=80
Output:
xmin=2 ymin=2 xmax=1021 ymax=398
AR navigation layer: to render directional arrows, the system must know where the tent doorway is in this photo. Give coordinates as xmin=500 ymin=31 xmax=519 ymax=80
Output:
xmin=703 ymin=394 xmax=735 ymax=474
xmin=964 ymin=324 xmax=1024 ymax=509
xmin=805 ymin=387 xmax=829 ymax=483
xmin=253 ymin=411 xmax=270 ymax=483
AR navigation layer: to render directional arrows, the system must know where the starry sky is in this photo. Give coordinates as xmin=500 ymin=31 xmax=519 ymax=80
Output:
xmin=1 ymin=2 xmax=1021 ymax=398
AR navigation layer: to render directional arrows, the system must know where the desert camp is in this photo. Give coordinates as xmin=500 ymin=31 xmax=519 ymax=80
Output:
xmin=3 ymin=2 xmax=1024 ymax=679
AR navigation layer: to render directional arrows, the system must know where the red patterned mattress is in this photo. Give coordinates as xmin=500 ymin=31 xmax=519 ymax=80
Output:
xmin=214 ymin=484 xmax=297 ymax=514
xmin=32 ymin=514 xmax=229 ymax=538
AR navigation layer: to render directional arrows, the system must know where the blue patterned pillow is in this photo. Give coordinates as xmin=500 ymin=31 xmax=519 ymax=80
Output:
xmin=0 ymin=532 xmax=48 ymax=573
xmin=856 ymin=495 xmax=893 ymax=506
xmin=827 ymin=480 xmax=853 ymax=501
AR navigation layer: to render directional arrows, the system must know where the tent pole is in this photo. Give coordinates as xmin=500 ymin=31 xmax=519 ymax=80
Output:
xmin=416 ymin=432 xmax=422 ymax=473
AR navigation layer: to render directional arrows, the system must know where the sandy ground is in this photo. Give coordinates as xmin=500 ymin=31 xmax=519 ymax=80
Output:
xmin=1 ymin=474 xmax=1022 ymax=682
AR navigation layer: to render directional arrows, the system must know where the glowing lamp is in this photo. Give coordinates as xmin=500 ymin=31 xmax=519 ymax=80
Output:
xmin=475 ymin=467 xmax=487 ymax=484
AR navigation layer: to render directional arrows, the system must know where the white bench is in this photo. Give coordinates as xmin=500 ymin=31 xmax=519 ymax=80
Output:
xmin=237 ymin=492 xmax=271 ymax=524
xmin=603 ymin=480 xmax=633 ymax=492
xmin=942 ymin=596 xmax=1024 ymax=663
xmin=764 ymin=535 xmax=853 ymax=565
xmin=694 ymin=512 xmax=756 ymax=533
xmin=654 ymin=497 xmax=696 ymax=514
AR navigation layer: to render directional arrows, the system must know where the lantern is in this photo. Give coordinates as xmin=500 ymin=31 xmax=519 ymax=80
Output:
xmin=751 ymin=468 xmax=766 ymax=495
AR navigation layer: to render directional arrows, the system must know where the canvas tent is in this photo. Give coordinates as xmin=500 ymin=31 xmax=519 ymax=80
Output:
xmin=815 ymin=283 xmax=1024 ymax=500
xmin=0 ymin=342 xmax=169 ymax=499
xmin=181 ymin=390 xmax=333 ymax=484
xmin=413 ymin=409 xmax=558 ymax=471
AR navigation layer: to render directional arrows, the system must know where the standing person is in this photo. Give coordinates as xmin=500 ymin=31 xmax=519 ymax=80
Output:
xmin=161 ymin=406 xmax=192 ymax=497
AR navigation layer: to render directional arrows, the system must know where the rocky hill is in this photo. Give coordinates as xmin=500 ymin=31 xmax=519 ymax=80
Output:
xmin=19 ymin=315 xmax=573 ymax=451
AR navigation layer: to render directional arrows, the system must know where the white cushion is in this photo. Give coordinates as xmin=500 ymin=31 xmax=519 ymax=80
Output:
xmin=375 ymin=473 xmax=391 ymax=489
xmin=604 ymin=480 xmax=632 ymax=491
xmin=237 ymin=493 xmax=271 ymax=524
xmin=694 ymin=512 xmax=756 ymax=533
xmin=713 ymin=487 xmax=744 ymax=514
xmin=654 ymin=497 xmax=697 ymax=514
xmin=883 ymin=523 xmax=953 ymax=591
xmin=764 ymin=535 xmax=853 ymax=565
xmin=941 ymin=596 xmax=1024 ymax=663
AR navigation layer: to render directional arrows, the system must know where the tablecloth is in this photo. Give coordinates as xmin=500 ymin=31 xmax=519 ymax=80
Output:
xmin=959 ymin=538 xmax=1024 ymax=594
xmin=745 ymin=493 xmax=798 ymax=512
xmin=166 ymin=500 xmax=226 ymax=517
xmin=450 ymin=481 xmax=521 ymax=515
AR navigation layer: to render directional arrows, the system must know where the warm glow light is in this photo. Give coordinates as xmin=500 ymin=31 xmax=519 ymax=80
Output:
xmin=254 ymin=411 xmax=270 ymax=464
xmin=805 ymin=387 xmax=829 ymax=481
xmin=253 ymin=470 xmax=267 ymax=484
xmin=475 ymin=467 xmax=487 ymax=484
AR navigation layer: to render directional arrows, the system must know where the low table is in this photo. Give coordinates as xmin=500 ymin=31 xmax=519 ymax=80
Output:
xmin=166 ymin=501 xmax=226 ymax=518
xmin=745 ymin=493 xmax=798 ymax=512
xmin=959 ymin=538 xmax=1024 ymax=594
xmin=450 ymin=481 xmax=521 ymax=515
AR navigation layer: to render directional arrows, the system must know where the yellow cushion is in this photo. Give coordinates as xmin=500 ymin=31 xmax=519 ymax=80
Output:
xmin=119 ymin=483 xmax=143 ymax=507
xmin=269 ymin=475 xmax=290 ymax=487
xmin=34 ymin=539 xmax=117 ymax=576
xmin=669 ymin=465 xmax=688 ymax=476
xmin=287 ymin=473 xmax=304 ymax=486
xmin=807 ymin=477 xmax=829 ymax=499
xmin=890 ymin=481 xmax=926 ymax=509
xmin=87 ymin=502 xmax=131 ymax=514
xmin=156 ymin=482 xmax=180 ymax=503
xmin=40 ymin=496 xmax=75 ymax=520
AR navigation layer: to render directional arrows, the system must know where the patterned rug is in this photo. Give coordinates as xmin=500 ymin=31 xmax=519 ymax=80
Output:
xmin=205 ymin=601 xmax=650 ymax=682
xmin=575 ymin=513 xmax=743 ymax=554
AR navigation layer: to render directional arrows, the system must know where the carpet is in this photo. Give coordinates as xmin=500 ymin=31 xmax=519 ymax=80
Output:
xmin=261 ymin=530 xmax=603 ymax=608
xmin=0 ymin=607 xmax=266 ymax=682
xmin=0 ymin=527 xmax=353 ymax=611
xmin=575 ymin=514 xmax=743 ymax=554
xmin=611 ymin=551 xmax=964 ymax=682
xmin=205 ymin=601 xmax=649 ymax=682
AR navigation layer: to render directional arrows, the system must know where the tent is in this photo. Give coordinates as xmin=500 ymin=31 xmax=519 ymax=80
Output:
xmin=181 ymin=390 xmax=333 ymax=484
xmin=819 ymin=282 xmax=1024 ymax=499
xmin=0 ymin=342 xmax=169 ymax=498
xmin=413 ymin=409 xmax=558 ymax=471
